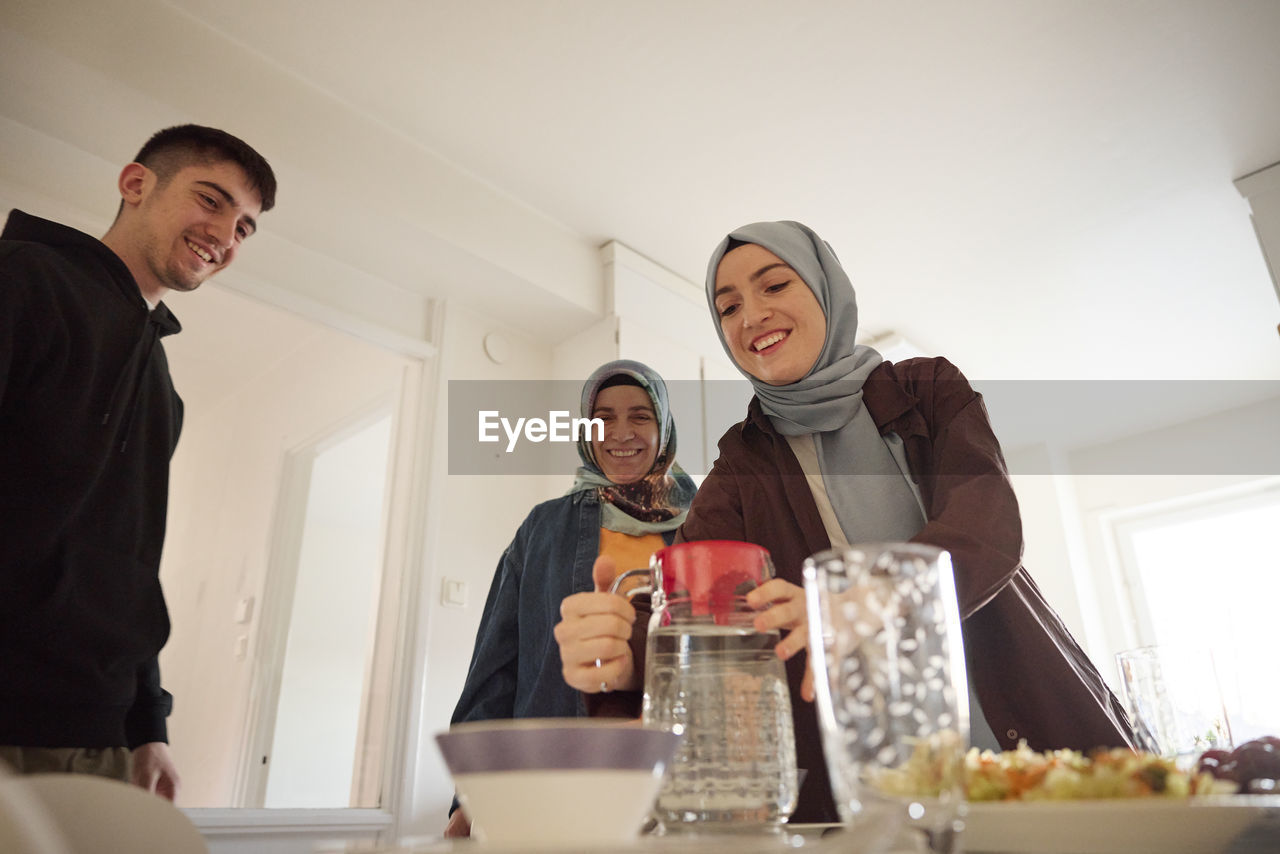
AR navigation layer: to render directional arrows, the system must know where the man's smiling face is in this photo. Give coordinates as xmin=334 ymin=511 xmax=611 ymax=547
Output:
xmin=129 ymin=160 xmax=262 ymax=296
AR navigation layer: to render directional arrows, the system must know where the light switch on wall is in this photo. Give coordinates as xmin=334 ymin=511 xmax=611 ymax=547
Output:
xmin=234 ymin=596 xmax=255 ymax=624
xmin=441 ymin=578 xmax=467 ymax=608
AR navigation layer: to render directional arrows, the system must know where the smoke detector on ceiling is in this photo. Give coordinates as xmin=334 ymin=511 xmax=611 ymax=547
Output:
xmin=483 ymin=332 xmax=510 ymax=365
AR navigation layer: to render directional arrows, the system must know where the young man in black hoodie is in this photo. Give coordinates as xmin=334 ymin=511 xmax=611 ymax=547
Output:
xmin=0 ymin=125 xmax=276 ymax=801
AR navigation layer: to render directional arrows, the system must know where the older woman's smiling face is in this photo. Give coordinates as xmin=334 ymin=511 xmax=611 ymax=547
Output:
xmin=591 ymin=383 xmax=660 ymax=484
xmin=713 ymin=244 xmax=827 ymax=386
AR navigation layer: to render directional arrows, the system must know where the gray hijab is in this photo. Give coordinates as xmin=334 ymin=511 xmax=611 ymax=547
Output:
xmin=704 ymin=220 xmax=925 ymax=543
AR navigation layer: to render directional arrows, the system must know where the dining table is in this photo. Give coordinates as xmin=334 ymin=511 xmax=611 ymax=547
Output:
xmin=329 ymin=794 xmax=1280 ymax=854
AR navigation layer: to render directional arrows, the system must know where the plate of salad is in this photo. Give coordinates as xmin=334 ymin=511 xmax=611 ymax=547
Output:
xmin=958 ymin=741 xmax=1280 ymax=853
xmin=963 ymin=796 xmax=1280 ymax=854
xmin=877 ymin=737 xmax=1280 ymax=852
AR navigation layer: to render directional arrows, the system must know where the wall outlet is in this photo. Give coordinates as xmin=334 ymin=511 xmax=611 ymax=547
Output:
xmin=441 ymin=578 xmax=467 ymax=608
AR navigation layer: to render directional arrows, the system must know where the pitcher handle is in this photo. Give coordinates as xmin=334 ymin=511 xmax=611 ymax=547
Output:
xmin=608 ymin=568 xmax=652 ymax=600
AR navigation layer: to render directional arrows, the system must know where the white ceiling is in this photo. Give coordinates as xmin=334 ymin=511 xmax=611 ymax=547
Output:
xmin=5 ymin=0 xmax=1280 ymax=396
xmin=155 ymin=0 xmax=1280 ymax=380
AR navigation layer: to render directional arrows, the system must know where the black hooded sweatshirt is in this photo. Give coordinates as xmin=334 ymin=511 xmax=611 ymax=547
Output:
xmin=1 ymin=209 xmax=181 ymax=749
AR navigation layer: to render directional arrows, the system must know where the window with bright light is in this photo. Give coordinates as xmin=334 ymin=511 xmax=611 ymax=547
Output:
xmin=1113 ymin=485 xmax=1280 ymax=743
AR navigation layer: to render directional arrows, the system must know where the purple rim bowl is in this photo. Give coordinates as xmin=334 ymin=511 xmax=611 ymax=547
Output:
xmin=436 ymin=718 xmax=681 ymax=775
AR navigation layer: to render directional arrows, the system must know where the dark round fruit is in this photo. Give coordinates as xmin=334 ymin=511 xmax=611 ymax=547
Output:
xmin=1225 ymin=740 xmax=1280 ymax=787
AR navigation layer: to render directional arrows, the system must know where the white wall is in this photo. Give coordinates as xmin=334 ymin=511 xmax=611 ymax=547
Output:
xmin=1007 ymin=394 xmax=1280 ymax=692
xmin=402 ymin=302 xmax=563 ymax=838
xmin=0 ymin=11 xmax=603 ymax=341
xmin=160 ymin=302 xmax=412 ymax=808
xmin=1236 ymin=159 xmax=1280 ymax=316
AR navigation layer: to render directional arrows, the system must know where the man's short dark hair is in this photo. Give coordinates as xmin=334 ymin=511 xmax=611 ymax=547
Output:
xmin=133 ymin=124 xmax=277 ymax=212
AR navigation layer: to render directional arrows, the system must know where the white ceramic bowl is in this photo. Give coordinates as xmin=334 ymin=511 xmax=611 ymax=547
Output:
xmin=436 ymin=718 xmax=681 ymax=848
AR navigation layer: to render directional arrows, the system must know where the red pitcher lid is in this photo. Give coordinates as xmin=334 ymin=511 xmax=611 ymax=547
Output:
xmin=651 ymin=540 xmax=773 ymax=618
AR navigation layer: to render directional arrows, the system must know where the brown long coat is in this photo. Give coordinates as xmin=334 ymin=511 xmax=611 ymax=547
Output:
xmin=592 ymin=356 xmax=1135 ymax=822
xmin=682 ymin=356 xmax=1135 ymax=822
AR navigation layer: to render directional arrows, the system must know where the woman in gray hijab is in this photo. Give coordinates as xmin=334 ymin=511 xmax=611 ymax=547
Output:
xmin=565 ymin=221 xmax=1136 ymax=824
xmin=699 ymin=221 xmax=1135 ymax=821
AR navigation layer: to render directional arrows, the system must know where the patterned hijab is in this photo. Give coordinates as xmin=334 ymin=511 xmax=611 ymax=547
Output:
xmin=569 ymin=359 xmax=696 ymax=535
xmin=704 ymin=221 xmax=925 ymax=543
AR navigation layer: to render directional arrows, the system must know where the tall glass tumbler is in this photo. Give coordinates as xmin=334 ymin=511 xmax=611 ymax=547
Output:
xmin=804 ymin=543 xmax=969 ymax=854
xmin=1116 ymin=645 xmax=1233 ymax=766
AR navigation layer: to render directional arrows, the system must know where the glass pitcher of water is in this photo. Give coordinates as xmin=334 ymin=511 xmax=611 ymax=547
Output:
xmin=618 ymin=540 xmax=798 ymax=830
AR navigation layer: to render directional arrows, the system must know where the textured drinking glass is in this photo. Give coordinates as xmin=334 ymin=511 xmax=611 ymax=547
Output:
xmin=640 ymin=540 xmax=799 ymax=831
xmin=804 ymin=543 xmax=968 ymax=854
xmin=1116 ymin=645 xmax=1233 ymax=765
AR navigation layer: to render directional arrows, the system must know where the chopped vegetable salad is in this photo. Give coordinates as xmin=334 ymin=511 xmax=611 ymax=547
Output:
xmin=875 ymin=735 xmax=1238 ymax=801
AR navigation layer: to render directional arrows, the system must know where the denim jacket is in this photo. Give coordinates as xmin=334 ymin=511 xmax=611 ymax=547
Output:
xmin=450 ymin=489 xmax=677 ymax=724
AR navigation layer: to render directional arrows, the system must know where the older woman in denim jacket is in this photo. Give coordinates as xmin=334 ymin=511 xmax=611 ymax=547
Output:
xmin=444 ymin=359 xmax=695 ymax=837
